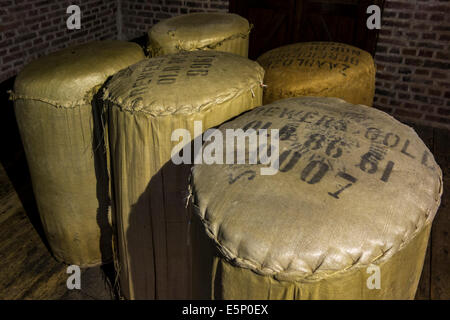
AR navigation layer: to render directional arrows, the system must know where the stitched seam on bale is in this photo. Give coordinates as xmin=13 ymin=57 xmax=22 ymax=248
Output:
xmin=103 ymin=80 xmax=264 ymax=117
xmin=174 ymin=25 xmax=252 ymax=52
xmin=9 ymin=85 xmax=102 ymax=109
xmin=189 ymin=101 xmax=443 ymax=281
xmin=195 ymin=203 xmax=439 ymax=281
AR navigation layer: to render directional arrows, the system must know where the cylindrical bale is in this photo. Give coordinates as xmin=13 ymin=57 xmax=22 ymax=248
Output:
xmin=103 ymin=51 xmax=264 ymax=299
xmin=12 ymin=41 xmax=145 ymax=267
xmin=190 ymin=97 xmax=442 ymax=300
xmin=148 ymin=13 xmax=251 ymax=57
xmin=257 ymin=42 xmax=376 ymax=106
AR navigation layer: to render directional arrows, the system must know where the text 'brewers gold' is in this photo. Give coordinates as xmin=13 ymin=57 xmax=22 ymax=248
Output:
xmin=190 ymin=97 xmax=442 ymax=300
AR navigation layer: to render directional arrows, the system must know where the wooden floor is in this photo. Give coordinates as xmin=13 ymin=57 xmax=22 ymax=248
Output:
xmin=0 ymin=76 xmax=114 ymax=300
xmin=412 ymin=124 xmax=450 ymax=300
xmin=0 ymin=164 xmax=114 ymax=300
xmin=0 ymin=100 xmax=448 ymax=299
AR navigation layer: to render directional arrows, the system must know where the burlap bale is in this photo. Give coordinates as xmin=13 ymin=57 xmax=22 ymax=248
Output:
xmin=103 ymin=51 xmax=264 ymax=299
xmin=11 ymin=41 xmax=145 ymax=267
xmin=257 ymin=42 xmax=376 ymax=106
xmin=190 ymin=97 xmax=442 ymax=300
xmin=148 ymin=13 xmax=250 ymax=57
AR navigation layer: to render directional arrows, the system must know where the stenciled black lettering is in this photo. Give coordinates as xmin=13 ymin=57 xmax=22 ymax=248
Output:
xmin=303 ymin=133 xmax=325 ymax=150
xmin=365 ymin=127 xmax=382 ymax=141
xmin=401 ymin=140 xmax=416 ymax=159
xmin=262 ymin=106 xmax=280 ymax=117
xmin=279 ymin=108 xmax=303 ymax=120
xmin=315 ymin=115 xmax=335 ymax=128
xmin=381 ymin=161 xmax=395 ymax=182
xmin=279 ymin=150 xmax=302 ymax=173
xmin=359 ymin=151 xmax=379 ymax=174
xmin=325 ymin=139 xmax=344 ymax=158
xmin=421 ymin=151 xmax=436 ymax=171
xmin=340 ymin=64 xmax=350 ymax=76
xmin=301 ymin=160 xmax=329 ymax=184
xmin=283 ymin=59 xmax=293 ymax=67
xmin=299 ymin=111 xmax=319 ymax=123
xmin=328 ymin=171 xmax=357 ymax=199
xmin=228 ymin=170 xmax=256 ymax=185
xmin=279 ymin=124 xmax=298 ymax=141
xmin=243 ymin=120 xmax=262 ymax=131
xmin=383 ymin=133 xmax=400 ymax=148
xmin=186 ymin=69 xmax=208 ymax=76
xmin=350 ymin=57 xmax=359 ymax=66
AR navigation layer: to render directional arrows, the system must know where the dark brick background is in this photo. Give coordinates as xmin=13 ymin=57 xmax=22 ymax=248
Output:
xmin=373 ymin=0 xmax=450 ymax=129
xmin=120 ymin=0 xmax=229 ymax=40
xmin=0 ymin=0 xmax=119 ymax=83
xmin=0 ymin=0 xmax=229 ymax=82
xmin=1 ymin=0 xmax=449 ymax=128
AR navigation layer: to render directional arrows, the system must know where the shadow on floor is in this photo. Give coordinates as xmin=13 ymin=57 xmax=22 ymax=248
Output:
xmin=0 ymin=76 xmax=49 ymax=251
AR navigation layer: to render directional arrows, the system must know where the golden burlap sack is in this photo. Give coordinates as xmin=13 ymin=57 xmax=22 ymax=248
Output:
xmin=190 ymin=97 xmax=442 ymax=300
xmin=257 ymin=42 xmax=376 ymax=106
xmin=148 ymin=13 xmax=250 ymax=57
xmin=103 ymin=51 xmax=264 ymax=299
xmin=11 ymin=41 xmax=145 ymax=267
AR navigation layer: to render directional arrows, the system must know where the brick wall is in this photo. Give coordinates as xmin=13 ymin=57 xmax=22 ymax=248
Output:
xmin=2 ymin=0 xmax=449 ymax=128
xmin=119 ymin=0 xmax=450 ymax=129
xmin=0 ymin=0 xmax=119 ymax=83
xmin=374 ymin=0 xmax=450 ymax=129
xmin=120 ymin=0 xmax=229 ymax=40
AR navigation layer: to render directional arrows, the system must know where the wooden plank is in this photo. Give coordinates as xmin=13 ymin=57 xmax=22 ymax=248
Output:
xmin=409 ymin=123 xmax=433 ymax=300
xmin=415 ymin=240 xmax=431 ymax=299
xmin=0 ymin=164 xmax=68 ymax=299
xmin=229 ymin=0 xmax=298 ymax=59
xmin=430 ymin=156 xmax=450 ymax=300
xmin=411 ymin=123 xmax=434 ymax=151
xmin=434 ymin=127 xmax=450 ymax=157
xmin=431 ymin=127 xmax=450 ymax=300
xmin=0 ymin=164 xmax=113 ymax=300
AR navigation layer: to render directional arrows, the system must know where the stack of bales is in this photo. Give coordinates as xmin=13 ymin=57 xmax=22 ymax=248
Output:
xmin=11 ymin=11 xmax=442 ymax=301
xmin=12 ymin=41 xmax=145 ymax=267
xmin=257 ymin=42 xmax=376 ymax=106
xmin=103 ymin=50 xmax=264 ymax=299
xmin=148 ymin=12 xmax=251 ymax=57
xmin=190 ymin=97 xmax=442 ymax=299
